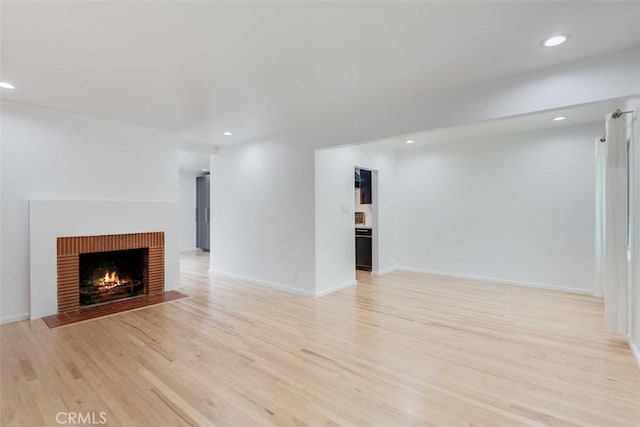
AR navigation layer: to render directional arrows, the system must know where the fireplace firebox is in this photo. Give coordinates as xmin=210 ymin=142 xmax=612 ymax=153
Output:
xmin=79 ymin=249 xmax=146 ymax=306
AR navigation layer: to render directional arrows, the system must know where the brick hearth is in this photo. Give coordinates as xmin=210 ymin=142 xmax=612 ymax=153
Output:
xmin=42 ymin=290 xmax=186 ymax=328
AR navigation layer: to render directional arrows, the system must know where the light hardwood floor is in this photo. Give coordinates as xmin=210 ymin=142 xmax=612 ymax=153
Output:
xmin=2 ymin=251 xmax=639 ymax=426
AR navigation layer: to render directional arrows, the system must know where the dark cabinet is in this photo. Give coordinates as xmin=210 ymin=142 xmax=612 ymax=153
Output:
xmin=356 ymin=169 xmax=372 ymax=204
xmin=355 ymin=228 xmax=372 ymax=271
xmin=196 ymin=175 xmax=210 ymax=251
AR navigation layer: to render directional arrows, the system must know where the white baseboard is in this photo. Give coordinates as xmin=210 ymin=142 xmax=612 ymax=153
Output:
xmin=628 ymin=336 xmax=640 ymax=369
xmin=316 ymin=279 xmax=357 ymax=297
xmin=1 ymin=313 xmax=30 ymax=325
xmin=208 ymin=269 xmax=315 ymax=296
xmin=208 ymin=270 xmax=358 ymax=298
xmin=372 ymin=267 xmax=397 ymax=277
xmin=396 ymin=266 xmax=593 ymax=295
xmin=180 ymin=247 xmax=200 ymax=253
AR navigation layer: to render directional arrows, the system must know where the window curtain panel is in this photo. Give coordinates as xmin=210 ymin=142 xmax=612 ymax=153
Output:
xmin=594 ymin=137 xmax=606 ymax=298
xmin=595 ymin=113 xmax=629 ymax=335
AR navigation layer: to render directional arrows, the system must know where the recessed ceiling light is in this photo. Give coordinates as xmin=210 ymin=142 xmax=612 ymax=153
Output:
xmin=552 ymin=116 xmax=567 ymax=121
xmin=223 ymin=131 xmax=232 ymax=136
xmin=541 ymin=34 xmax=568 ymax=47
xmin=405 ymin=140 xmax=415 ymax=144
xmin=202 ymin=168 xmax=209 ymax=172
xmin=0 ymin=81 xmax=15 ymax=89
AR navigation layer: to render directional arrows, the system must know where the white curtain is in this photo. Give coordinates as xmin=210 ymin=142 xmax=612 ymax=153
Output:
xmin=595 ymin=113 xmax=629 ymax=335
xmin=594 ymin=137 xmax=606 ymax=298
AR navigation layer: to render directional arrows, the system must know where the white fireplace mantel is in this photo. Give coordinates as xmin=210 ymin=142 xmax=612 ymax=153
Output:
xmin=29 ymin=200 xmax=179 ymax=319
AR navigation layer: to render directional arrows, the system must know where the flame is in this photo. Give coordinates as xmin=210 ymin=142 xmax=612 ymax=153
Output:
xmin=101 ymin=271 xmax=121 ymax=288
xmin=103 ymin=271 xmax=119 ymax=283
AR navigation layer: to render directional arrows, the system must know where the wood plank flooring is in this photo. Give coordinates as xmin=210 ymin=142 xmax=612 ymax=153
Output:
xmin=1 ymin=251 xmax=639 ymax=426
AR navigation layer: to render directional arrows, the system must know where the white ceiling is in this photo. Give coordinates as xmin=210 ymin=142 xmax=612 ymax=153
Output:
xmin=2 ymin=1 xmax=639 ymax=147
xmin=374 ymin=97 xmax=636 ymax=150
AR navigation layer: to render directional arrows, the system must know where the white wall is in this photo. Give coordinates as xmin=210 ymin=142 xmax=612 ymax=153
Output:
xmin=179 ymin=171 xmax=198 ymax=251
xmin=0 ymin=101 xmax=179 ymax=322
xmin=395 ymin=123 xmax=599 ymax=293
xmin=315 ymin=144 xmax=396 ymax=294
xmin=209 ymin=50 xmax=638 ymax=298
xmin=209 ymin=141 xmax=316 ymax=295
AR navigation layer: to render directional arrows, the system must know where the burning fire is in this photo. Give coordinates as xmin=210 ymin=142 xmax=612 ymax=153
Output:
xmin=100 ymin=271 xmax=122 ymax=289
xmin=104 ymin=271 xmax=119 ymax=283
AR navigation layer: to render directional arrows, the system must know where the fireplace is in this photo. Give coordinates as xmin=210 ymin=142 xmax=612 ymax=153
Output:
xmin=56 ymin=232 xmax=164 ymax=313
xmin=79 ymin=248 xmax=146 ymax=306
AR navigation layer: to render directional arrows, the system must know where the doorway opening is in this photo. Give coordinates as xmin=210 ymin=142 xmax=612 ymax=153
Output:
xmin=355 ymin=167 xmax=378 ymax=274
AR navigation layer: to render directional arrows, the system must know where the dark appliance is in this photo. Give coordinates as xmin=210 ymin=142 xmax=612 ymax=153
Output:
xmin=355 ymin=227 xmax=372 ymax=271
xmin=355 ymin=168 xmax=372 ymax=204
xmin=196 ymin=175 xmax=210 ymax=251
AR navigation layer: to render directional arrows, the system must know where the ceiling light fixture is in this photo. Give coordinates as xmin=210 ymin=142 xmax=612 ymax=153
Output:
xmin=202 ymin=168 xmax=209 ymax=172
xmin=552 ymin=116 xmax=567 ymax=121
xmin=0 ymin=81 xmax=15 ymax=89
xmin=541 ymin=34 xmax=568 ymax=47
xmin=405 ymin=140 xmax=415 ymax=144
xmin=223 ymin=131 xmax=232 ymax=136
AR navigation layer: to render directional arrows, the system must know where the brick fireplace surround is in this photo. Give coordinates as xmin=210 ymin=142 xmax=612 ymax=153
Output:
xmin=56 ymin=232 xmax=165 ymax=313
